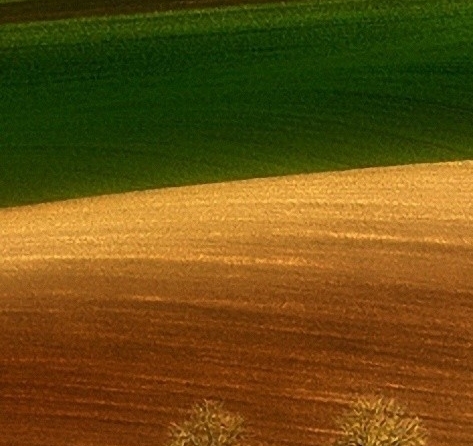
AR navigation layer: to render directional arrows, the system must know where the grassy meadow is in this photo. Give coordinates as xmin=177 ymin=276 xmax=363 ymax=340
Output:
xmin=1 ymin=0 xmax=472 ymax=207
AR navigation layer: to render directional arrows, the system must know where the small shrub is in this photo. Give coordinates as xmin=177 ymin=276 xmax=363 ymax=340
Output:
xmin=167 ymin=400 xmax=245 ymax=446
xmin=333 ymin=395 xmax=427 ymax=446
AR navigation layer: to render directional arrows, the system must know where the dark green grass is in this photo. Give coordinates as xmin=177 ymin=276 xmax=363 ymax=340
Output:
xmin=1 ymin=0 xmax=472 ymax=207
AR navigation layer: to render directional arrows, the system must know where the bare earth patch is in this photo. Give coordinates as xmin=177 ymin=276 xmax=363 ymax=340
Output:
xmin=1 ymin=161 xmax=472 ymax=446
xmin=0 ymin=0 xmax=295 ymax=24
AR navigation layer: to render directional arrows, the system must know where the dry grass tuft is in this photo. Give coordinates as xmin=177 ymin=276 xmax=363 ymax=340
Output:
xmin=167 ymin=400 xmax=246 ymax=446
xmin=333 ymin=395 xmax=428 ymax=446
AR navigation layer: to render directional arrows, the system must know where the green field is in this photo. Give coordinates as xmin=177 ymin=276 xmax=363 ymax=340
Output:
xmin=1 ymin=0 xmax=472 ymax=208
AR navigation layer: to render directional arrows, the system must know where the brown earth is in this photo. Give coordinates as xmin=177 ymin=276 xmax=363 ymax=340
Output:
xmin=0 ymin=0 xmax=293 ymax=25
xmin=1 ymin=161 xmax=473 ymax=446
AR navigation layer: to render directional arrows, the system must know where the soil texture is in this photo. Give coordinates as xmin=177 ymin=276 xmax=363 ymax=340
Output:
xmin=1 ymin=161 xmax=473 ymax=446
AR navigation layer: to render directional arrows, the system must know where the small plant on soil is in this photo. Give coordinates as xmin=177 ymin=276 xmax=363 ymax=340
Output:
xmin=167 ymin=400 xmax=246 ymax=446
xmin=333 ymin=395 xmax=427 ymax=446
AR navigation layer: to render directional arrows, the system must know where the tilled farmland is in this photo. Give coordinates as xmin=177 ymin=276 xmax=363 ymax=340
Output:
xmin=0 ymin=0 xmax=298 ymax=24
xmin=1 ymin=162 xmax=472 ymax=446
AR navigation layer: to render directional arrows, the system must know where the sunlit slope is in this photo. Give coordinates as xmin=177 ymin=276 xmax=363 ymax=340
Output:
xmin=1 ymin=161 xmax=473 ymax=446
xmin=1 ymin=0 xmax=472 ymax=207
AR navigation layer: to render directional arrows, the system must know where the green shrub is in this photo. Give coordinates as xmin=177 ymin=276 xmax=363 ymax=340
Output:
xmin=333 ymin=395 xmax=427 ymax=446
xmin=167 ymin=400 xmax=245 ymax=446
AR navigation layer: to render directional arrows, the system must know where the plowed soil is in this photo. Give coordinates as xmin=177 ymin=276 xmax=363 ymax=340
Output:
xmin=0 ymin=0 xmax=292 ymax=24
xmin=1 ymin=161 xmax=473 ymax=446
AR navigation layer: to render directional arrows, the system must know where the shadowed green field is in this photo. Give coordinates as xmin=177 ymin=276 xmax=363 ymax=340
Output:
xmin=1 ymin=0 xmax=472 ymax=208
